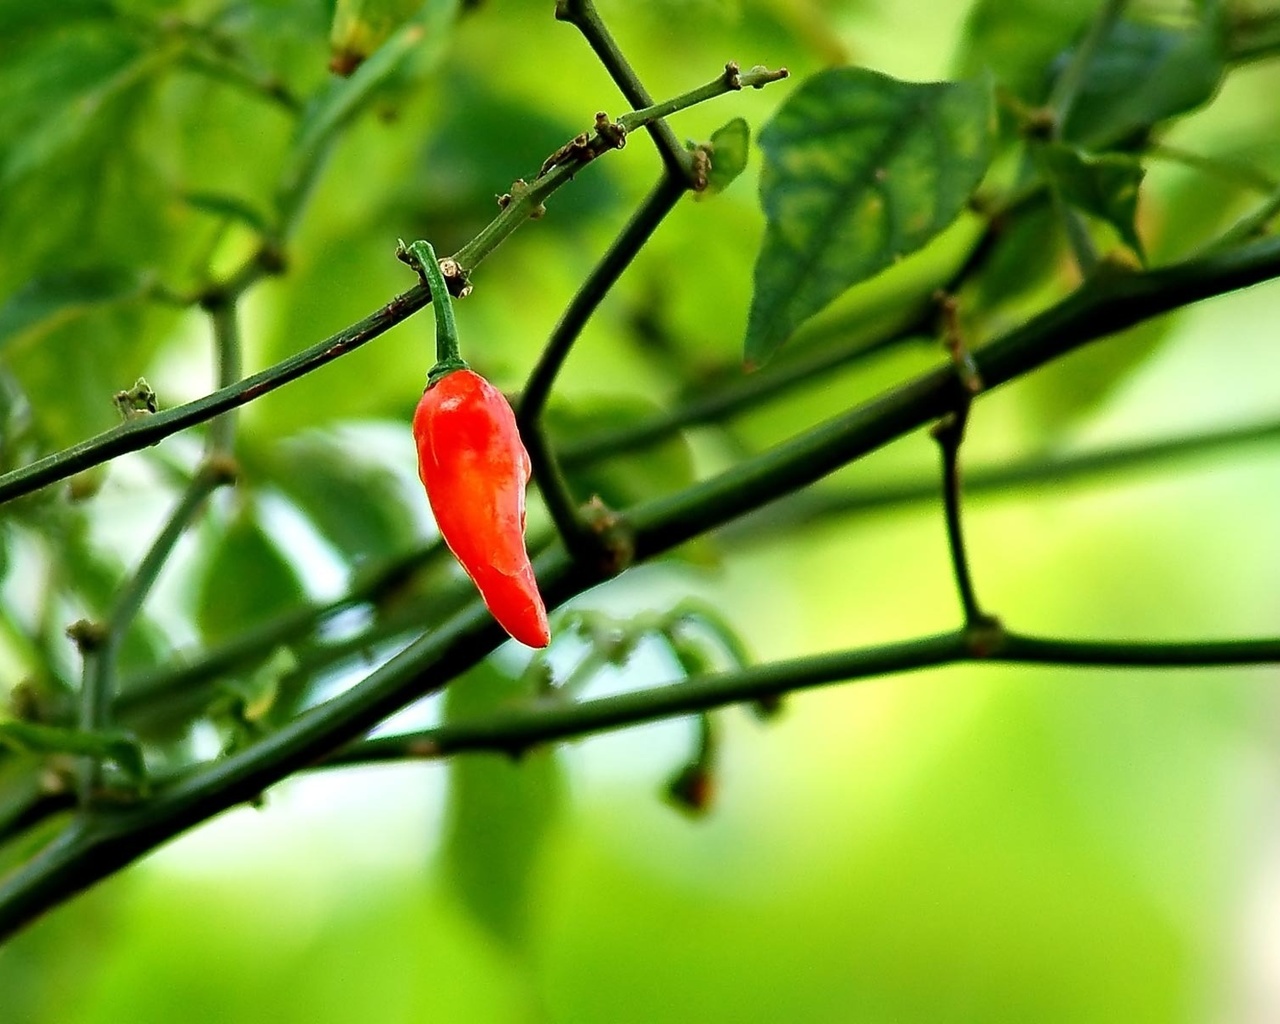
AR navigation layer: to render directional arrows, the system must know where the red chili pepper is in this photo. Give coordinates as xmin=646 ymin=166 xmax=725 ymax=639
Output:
xmin=413 ymin=368 xmax=550 ymax=648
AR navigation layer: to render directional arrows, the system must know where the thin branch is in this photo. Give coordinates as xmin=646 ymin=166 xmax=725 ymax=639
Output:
xmin=934 ymin=403 xmax=986 ymax=625
xmin=519 ymin=173 xmax=686 ymax=560
xmin=74 ymin=297 xmax=245 ymax=803
xmin=1147 ymin=143 xmax=1278 ymax=194
xmin=454 ymin=66 xmax=783 ymax=271
xmin=560 ymin=328 xmax=929 ymax=469
xmin=115 ymin=541 xmax=452 ymax=720
xmin=203 ymin=298 xmax=243 ymax=456
xmin=0 ymin=284 xmax=433 ymax=507
xmin=14 ymin=617 xmax=1280 ymax=850
xmin=177 ymin=51 xmax=301 ymax=114
xmin=1208 ymin=184 xmax=1280 ymax=252
xmin=931 ymin=298 xmax=988 ymax=628
xmin=725 ymin=414 xmax=1280 ymax=539
xmin=555 ymin=0 xmax=690 ymax=178
xmin=75 ymin=464 xmax=229 ymax=805
xmin=616 ymin=62 xmax=788 ymax=135
xmin=322 ymin=628 xmax=1280 ymax=767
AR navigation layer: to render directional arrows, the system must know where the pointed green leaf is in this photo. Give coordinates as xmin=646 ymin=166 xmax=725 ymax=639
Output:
xmin=744 ymin=68 xmax=994 ymax=365
xmin=0 ymin=269 xmax=147 ymax=355
xmin=1061 ymin=17 xmax=1225 ymax=149
xmin=704 ymin=117 xmax=750 ymax=196
xmin=0 ymin=720 xmax=145 ymax=783
xmin=195 ymin=503 xmax=306 ymax=645
xmin=441 ymin=660 xmax=564 ymax=951
xmin=1038 ymin=143 xmax=1145 ymax=260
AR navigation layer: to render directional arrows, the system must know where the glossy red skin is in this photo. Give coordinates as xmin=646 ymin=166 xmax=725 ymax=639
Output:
xmin=413 ymin=369 xmax=550 ymax=648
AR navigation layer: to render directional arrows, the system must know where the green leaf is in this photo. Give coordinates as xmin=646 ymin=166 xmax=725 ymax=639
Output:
xmin=441 ymin=660 xmax=564 ymax=951
xmin=251 ymin=430 xmax=421 ymax=565
xmin=1061 ymin=17 xmax=1225 ymax=149
xmin=195 ymin=502 xmax=307 ymax=645
xmin=1038 ymin=143 xmax=1145 ymax=260
xmin=744 ymin=68 xmax=994 ymax=365
xmin=703 ymin=117 xmax=750 ymax=196
xmin=0 ymin=720 xmax=145 ymax=783
xmin=0 ymin=269 xmax=148 ymax=356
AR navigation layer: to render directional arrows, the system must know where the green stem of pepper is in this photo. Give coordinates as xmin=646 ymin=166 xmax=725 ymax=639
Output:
xmin=404 ymin=239 xmax=468 ymax=386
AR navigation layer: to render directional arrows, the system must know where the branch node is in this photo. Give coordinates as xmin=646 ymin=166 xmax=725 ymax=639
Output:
xmin=396 ymin=239 xmax=472 ymax=298
xmin=199 ymin=452 xmax=241 ymax=487
xmin=582 ymin=496 xmax=636 ymax=576
xmin=539 ymin=130 xmax=594 ymax=178
xmin=256 ymin=241 xmax=288 ymax=277
xmin=689 ymin=147 xmax=712 ymax=191
xmin=499 ymin=179 xmax=547 ymax=219
xmin=113 ymin=378 xmax=158 ymax=422
xmin=407 ymin=738 xmax=441 ymax=759
xmin=964 ymin=615 xmax=1006 ymax=658
xmin=724 ymin=60 xmax=742 ymax=90
xmin=66 ymin=619 xmax=107 ymax=654
xmin=747 ymin=64 xmax=789 ymax=88
xmin=934 ymin=291 xmax=983 ymax=396
xmin=594 ymin=110 xmax=627 ymax=150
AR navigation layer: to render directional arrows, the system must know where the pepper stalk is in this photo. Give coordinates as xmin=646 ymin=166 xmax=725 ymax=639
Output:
xmin=399 ymin=239 xmax=469 ymax=386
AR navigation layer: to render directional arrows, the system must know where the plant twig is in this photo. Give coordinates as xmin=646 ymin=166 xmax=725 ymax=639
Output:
xmin=0 ymin=284 xmax=433 ymax=507
xmin=930 ymin=295 xmax=989 ymax=630
xmin=615 ymin=62 xmax=788 ymax=136
xmin=73 ymin=463 xmax=231 ymax=805
xmin=1209 ymin=185 xmax=1280 ymax=252
xmin=627 ymin=233 xmax=1280 ymax=557
xmin=725 ymin=414 xmax=1280 ymax=539
xmin=318 ymin=628 xmax=1280 ymax=767
xmin=519 ymin=173 xmax=686 ymax=561
xmin=21 ymin=619 xmax=1280 ymax=850
xmin=555 ymin=0 xmax=690 ymax=177
xmin=73 ymin=298 xmax=245 ymax=804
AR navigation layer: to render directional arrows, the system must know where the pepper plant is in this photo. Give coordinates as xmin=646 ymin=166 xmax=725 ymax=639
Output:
xmin=1 ymin=0 xmax=1280 ymax=989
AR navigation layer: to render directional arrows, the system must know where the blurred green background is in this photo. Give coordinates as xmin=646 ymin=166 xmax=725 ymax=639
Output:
xmin=3 ymin=0 xmax=1280 ymax=1021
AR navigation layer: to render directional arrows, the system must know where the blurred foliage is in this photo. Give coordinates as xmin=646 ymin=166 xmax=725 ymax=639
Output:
xmin=2 ymin=0 xmax=1280 ymax=1020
